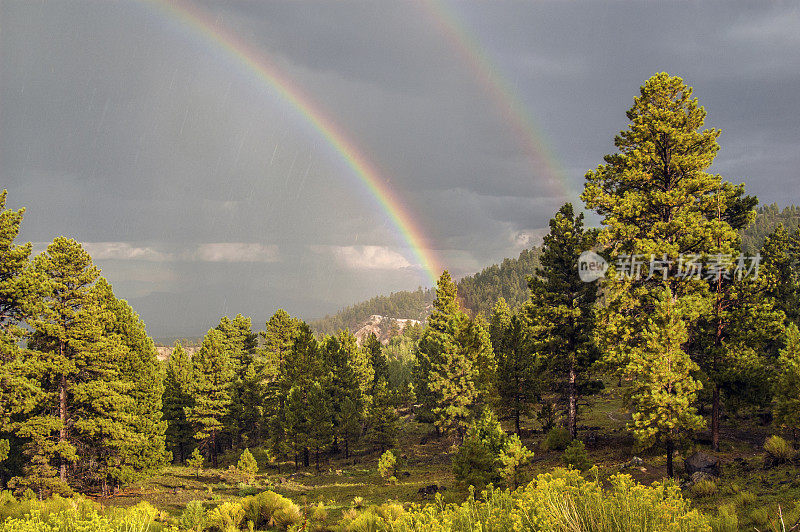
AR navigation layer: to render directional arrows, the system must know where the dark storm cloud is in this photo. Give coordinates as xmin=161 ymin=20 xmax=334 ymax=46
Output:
xmin=2 ymin=1 xmax=798 ymax=336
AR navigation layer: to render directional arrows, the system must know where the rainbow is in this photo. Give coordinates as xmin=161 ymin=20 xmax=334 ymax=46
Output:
xmin=421 ymin=0 xmax=573 ymax=200
xmin=145 ymin=0 xmax=442 ymax=285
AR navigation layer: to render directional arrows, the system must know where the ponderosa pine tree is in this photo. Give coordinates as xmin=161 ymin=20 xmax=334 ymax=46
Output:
xmin=0 ymin=192 xmax=39 ymax=474
xmin=285 ymin=385 xmax=311 ymax=468
xmin=489 ymin=298 xmax=538 ymax=435
xmin=761 ymin=224 xmax=800 ymax=328
xmin=306 ymin=382 xmax=333 ymax=471
xmin=215 ymin=314 xmax=258 ymax=447
xmin=163 ymin=343 xmax=194 ymax=463
xmin=187 ymin=328 xmax=233 ymax=467
xmin=582 ymin=73 xmax=752 ymax=453
xmin=527 ymin=203 xmax=598 ymax=438
xmin=340 ymin=395 xmax=363 ymax=458
xmin=278 ymin=322 xmax=322 ymax=464
xmin=365 ymin=333 xmax=389 ymax=394
xmin=774 ymin=324 xmax=800 ymax=440
xmin=415 ymin=271 xmax=495 ymax=438
xmin=66 ymin=283 xmax=135 ymax=495
xmin=366 ymin=380 xmax=399 ymax=453
xmin=321 ymin=330 xmax=373 ymax=455
xmin=260 ymin=310 xmax=303 ymax=455
xmin=624 ymin=290 xmax=704 ymax=478
xmin=21 ymin=238 xmax=100 ymax=491
xmin=94 ymin=278 xmax=169 ymax=480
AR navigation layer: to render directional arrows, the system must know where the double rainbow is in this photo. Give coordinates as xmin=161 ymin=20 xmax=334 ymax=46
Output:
xmin=146 ymin=1 xmax=570 ymax=285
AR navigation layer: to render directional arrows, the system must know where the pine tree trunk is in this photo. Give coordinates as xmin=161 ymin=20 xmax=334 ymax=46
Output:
xmin=712 ymin=384 xmax=720 ymax=452
xmin=515 ymin=407 xmax=520 ymax=435
xmin=315 ymin=448 xmax=320 ymax=472
xmin=303 ymin=447 xmax=309 ymax=468
xmin=59 ymin=338 xmax=67 ymax=484
xmin=666 ymin=438 xmax=674 ymax=478
xmin=211 ymin=433 xmax=218 ymax=468
xmin=568 ymin=364 xmax=577 ymax=439
xmin=345 ymin=438 xmax=349 ymax=459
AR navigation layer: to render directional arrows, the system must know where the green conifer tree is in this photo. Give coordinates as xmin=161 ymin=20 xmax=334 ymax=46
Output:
xmin=236 ymin=448 xmax=258 ymax=482
xmin=322 ymin=330 xmax=372 ymax=454
xmin=366 ymin=380 xmax=399 ymax=453
xmin=624 ymin=290 xmax=704 ymax=477
xmin=163 ymin=343 xmax=195 ymax=463
xmin=490 ymin=298 xmax=538 ymax=435
xmin=94 ymin=278 xmax=169 ymax=479
xmin=0 ymin=191 xmax=39 ymax=472
xmin=187 ymin=328 xmax=234 ymax=467
xmin=774 ymin=324 xmax=800 ymax=440
xmin=364 ymin=333 xmax=389 ymax=394
xmin=19 ymin=238 xmax=100 ymax=492
xmin=582 ymin=73 xmax=752 ymax=452
xmin=306 ymin=382 xmax=333 ymax=471
xmin=414 ymin=271 xmax=495 ymax=437
xmin=528 ymin=204 xmax=599 ymax=438
xmin=260 ymin=310 xmax=304 ymax=456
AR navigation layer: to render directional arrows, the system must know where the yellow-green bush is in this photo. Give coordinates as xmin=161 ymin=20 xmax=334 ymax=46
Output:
xmin=239 ymin=491 xmax=301 ymax=531
xmin=0 ymin=497 xmax=157 ymax=532
xmin=205 ymin=502 xmax=244 ymax=532
xmin=542 ymin=427 xmax=572 ymax=451
xmin=764 ymin=435 xmax=796 ymax=461
xmin=178 ymin=500 xmax=206 ymax=531
xmin=690 ymin=479 xmax=718 ymax=498
xmin=336 ymin=468 xmax=711 ymax=532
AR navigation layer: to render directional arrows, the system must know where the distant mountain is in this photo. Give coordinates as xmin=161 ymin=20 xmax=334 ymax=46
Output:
xmin=740 ymin=204 xmax=800 ymax=254
xmin=310 ymin=247 xmax=542 ymax=335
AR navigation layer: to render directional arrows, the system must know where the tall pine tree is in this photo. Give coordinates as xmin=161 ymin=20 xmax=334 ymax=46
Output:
xmin=163 ymin=343 xmax=194 ymax=463
xmin=582 ymin=73 xmax=752 ymax=452
xmin=415 ymin=271 xmax=495 ymax=438
xmin=187 ymin=328 xmax=233 ymax=467
xmin=528 ymin=203 xmax=598 ymax=438
xmin=489 ymin=299 xmax=538 ymax=435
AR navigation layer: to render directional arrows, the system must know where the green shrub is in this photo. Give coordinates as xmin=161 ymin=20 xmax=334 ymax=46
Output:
xmin=562 ymin=439 xmax=591 ymax=470
xmin=732 ymin=490 xmax=756 ymax=507
xmin=205 ymin=501 xmax=244 ymax=532
xmin=537 ymin=401 xmax=557 ymax=432
xmin=542 ymin=426 xmax=571 ymax=451
xmin=690 ymin=479 xmax=718 ymax=497
xmin=336 ymin=468 xmax=711 ymax=531
xmin=378 ymin=450 xmax=398 ymax=483
xmin=178 ymin=500 xmax=205 ymax=531
xmin=240 ymin=491 xmax=301 ymax=530
xmin=709 ymin=504 xmax=738 ymax=532
xmin=0 ymin=498 xmax=157 ymax=532
xmin=764 ymin=435 xmax=796 ymax=461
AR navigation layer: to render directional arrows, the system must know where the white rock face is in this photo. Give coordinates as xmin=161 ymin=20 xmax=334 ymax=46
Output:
xmin=353 ymin=314 xmax=420 ymax=345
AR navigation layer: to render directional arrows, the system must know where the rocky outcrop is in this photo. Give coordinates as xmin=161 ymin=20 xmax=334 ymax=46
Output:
xmin=153 ymin=346 xmax=199 ymax=361
xmin=353 ymin=315 xmax=420 ymax=345
xmin=684 ymin=451 xmax=721 ymax=477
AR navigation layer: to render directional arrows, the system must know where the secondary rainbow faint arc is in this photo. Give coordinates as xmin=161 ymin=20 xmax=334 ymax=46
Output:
xmin=148 ymin=0 xmax=442 ymax=285
xmin=422 ymin=0 xmax=572 ymax=199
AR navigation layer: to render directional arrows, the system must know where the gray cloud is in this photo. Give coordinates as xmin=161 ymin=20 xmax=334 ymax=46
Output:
xmin=3 ymin=1 xmax=798 ymax=336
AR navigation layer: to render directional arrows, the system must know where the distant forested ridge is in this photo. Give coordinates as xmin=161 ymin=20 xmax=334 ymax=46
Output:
xmin=311 ymin=248 xmax=541 ymax=335
xmin=741 ymin=204 xmax=800 ymax=254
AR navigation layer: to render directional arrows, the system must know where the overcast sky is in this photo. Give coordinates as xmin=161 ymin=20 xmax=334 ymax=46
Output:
xmin=2 ymin=1 xmax=798 ymax=337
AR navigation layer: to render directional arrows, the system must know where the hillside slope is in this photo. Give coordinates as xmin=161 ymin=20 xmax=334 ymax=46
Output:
xmin=311 ymin=247 xmax=541 ymax=335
